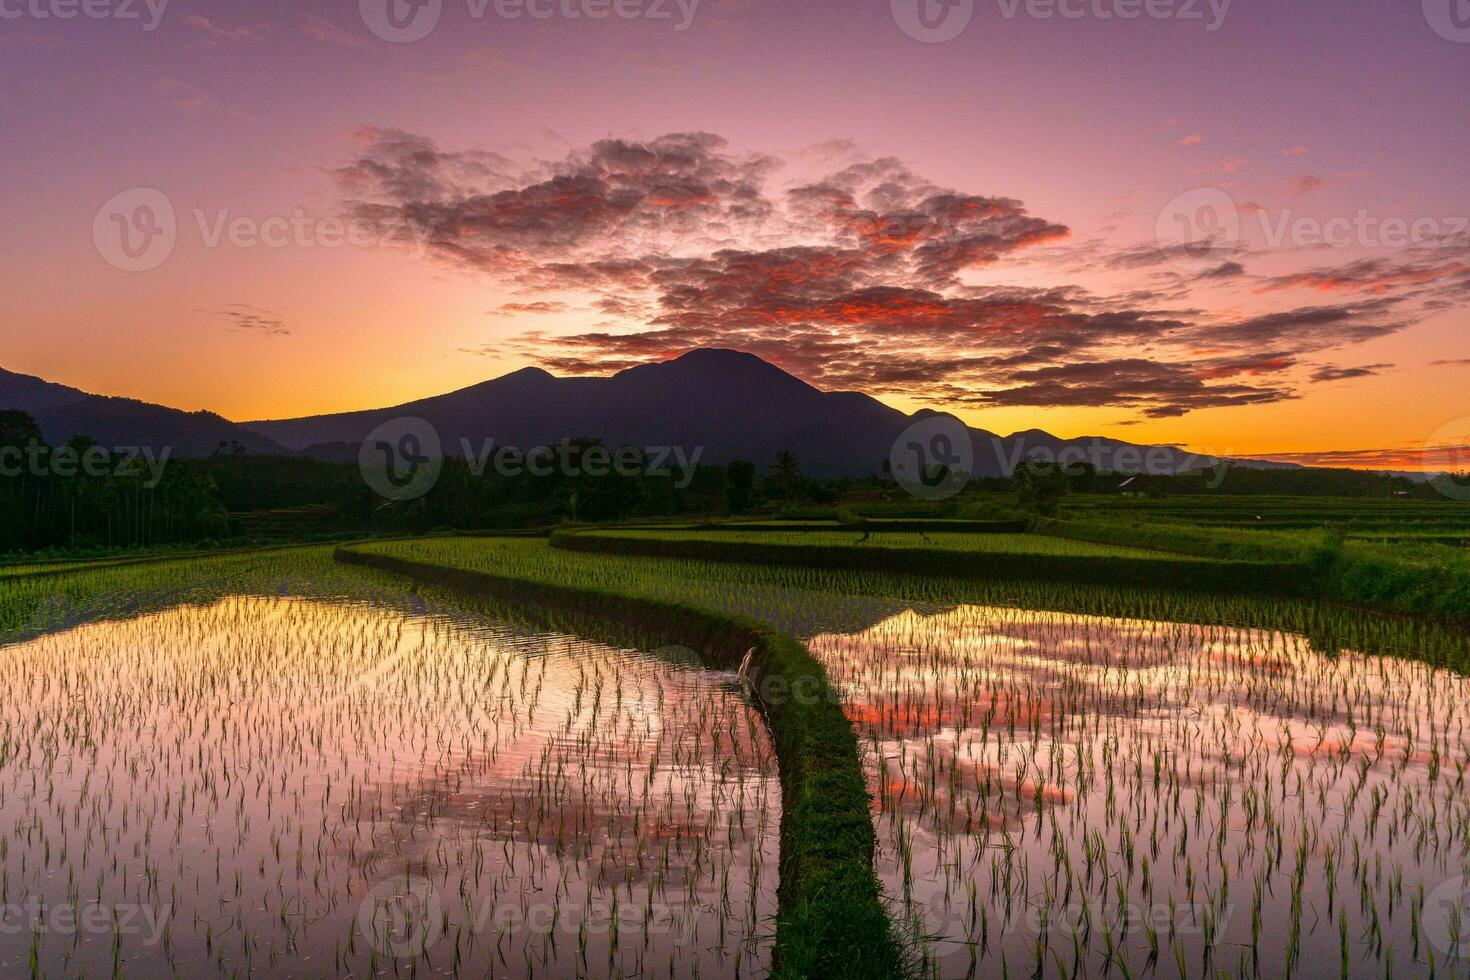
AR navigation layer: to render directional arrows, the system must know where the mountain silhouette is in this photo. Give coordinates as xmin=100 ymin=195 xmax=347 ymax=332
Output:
xmin=243 ymin=349 xmax=1220 ymax=477
xmin=1 ymin=351 xmax=1233 ymax=476
xmin=0 ymin=366 xmax=287 ymax=456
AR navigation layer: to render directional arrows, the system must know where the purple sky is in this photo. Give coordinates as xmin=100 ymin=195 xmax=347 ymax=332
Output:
xmin=2 ymin=0 xmax=1467 ymax=463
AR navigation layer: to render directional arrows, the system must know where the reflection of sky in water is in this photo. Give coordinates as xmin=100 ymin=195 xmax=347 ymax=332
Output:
xmin=0 ymin=594 xmax=778 ymax=978
xmin=809 ymin=605 xmax=1470 ymax=978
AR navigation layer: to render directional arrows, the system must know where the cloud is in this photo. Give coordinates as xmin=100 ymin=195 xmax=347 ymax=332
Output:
xmin=1177 ymin=134 xmax=1202 ymax=146
xmin=978 ymin=359 xmax=1293 ymax=418
xmin=1255 ymin=254 xmax=1470 ymax=295
xmin=301 ymin=15 xmax=366 ymax=47
xmin=1235 ymin=446 xmax=1467 ymax=472
xmin=334 ymin=129 xmax=1430 ymax=418
xmin=1309 ymin=363 xmax=1392 ymax=383
xmin=490 ymin=301 xmax=569 ymax=315
xmin=214 ymin=304 xmax=289 ymax=336
xmin=152 ymin=78 xmax=216 ymax=114
xmin=1280 ymin=145 xmax=1309 ymax=156
xmin=1206 ymin=302 xmax=1403 ymax=349
xmin=1283 ymin=174 xmax=1331 ymax=197
xmin=183 ymin=14 xmax=268 ymax=46
xmin=1197 ymin=260 xmax=1246 ymax=280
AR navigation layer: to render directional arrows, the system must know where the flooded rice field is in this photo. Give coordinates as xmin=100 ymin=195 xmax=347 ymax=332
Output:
xmin=806 ymin=605 xmax=1470 ymax=979
xmin=0 ymin=579 xmax=778 ymax=977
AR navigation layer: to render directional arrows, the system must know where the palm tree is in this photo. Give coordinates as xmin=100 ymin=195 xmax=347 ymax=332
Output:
xmin=772 ymin=450 xmax=800 ymax=501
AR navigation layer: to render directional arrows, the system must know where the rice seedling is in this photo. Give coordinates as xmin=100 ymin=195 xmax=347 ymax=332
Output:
xmin=804 ymin=604 xmax=1470 ymax=978
xmin=580 ymin=530 xmax=1176 ymax=559
xmin=0 ymin=550 xmax=779 ymax=977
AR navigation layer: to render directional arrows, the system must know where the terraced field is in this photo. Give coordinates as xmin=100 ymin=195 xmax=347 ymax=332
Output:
xmin=3 ymin=527 xmax=1468 ymax=979
xmin=582 ymin=528 xmax=1179 ymax=558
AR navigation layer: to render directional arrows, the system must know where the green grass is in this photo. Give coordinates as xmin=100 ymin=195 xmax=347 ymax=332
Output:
xmin=552 ymin=526 xmax=1307 ymax=596
xmin=1036 ymin=515 xmax=1470 ymax=624
xmin=349 ymin=534 xmax=1470 ymax=670
xmin=590 ymin=528 xmax=1176 ymax=558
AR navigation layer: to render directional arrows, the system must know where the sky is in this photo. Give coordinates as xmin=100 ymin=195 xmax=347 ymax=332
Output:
xmin=2 ymin=0 xmax=1467 ymax=467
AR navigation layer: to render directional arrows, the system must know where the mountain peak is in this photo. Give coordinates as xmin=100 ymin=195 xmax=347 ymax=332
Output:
xmin=666 ymin=348 xmax=768 ymax=367
xmin=616 ymin=348 xmax=816 ymax=392
xmin=498 ymin=365 xmax=555 ymax=383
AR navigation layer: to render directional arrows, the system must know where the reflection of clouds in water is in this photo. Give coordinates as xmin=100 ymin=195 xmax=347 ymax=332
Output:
xmin=810 ymin=603 xmax=1470 ymax=978
xmin=2 ymin=593 xmax=779 ymax=979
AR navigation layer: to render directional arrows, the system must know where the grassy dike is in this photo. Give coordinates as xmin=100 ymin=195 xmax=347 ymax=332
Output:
xmin=1034 ymin=517 xmax=1470 ymax=625
xmin=549 ymin=527 xmax=1310 ymax=595
xmin=332 ymin=546 xmax=908 ymax=980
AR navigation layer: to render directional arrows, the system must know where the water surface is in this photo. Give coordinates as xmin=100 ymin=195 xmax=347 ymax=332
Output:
xmin=0 ymin=573 xmax=778 ymax=977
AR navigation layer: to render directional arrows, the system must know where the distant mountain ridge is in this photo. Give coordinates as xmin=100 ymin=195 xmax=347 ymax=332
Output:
xmin=0 ymin=366 xmax=286 ymax=457
xmin=243 ymin=349 xmax=1223 ymax=478
xmin=2 ymin=350 xmax=1244 ymax=477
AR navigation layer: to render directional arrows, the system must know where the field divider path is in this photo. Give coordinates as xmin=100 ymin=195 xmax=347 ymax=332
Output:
xmin=550 ymin=527 xmax=1311 ymax=594
xmin=332 ymin=545 xmax=908 ymax=980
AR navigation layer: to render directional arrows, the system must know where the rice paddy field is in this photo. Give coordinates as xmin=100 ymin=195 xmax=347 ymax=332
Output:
xmin=577 ymin=529 xmax=1182 ymax=560
xmin=0 ymin=549 xmax=779 ymax=977
xmin=807 ymin=604 xmax=1470 ymax=978
xmin=3 ymin=532 xmax=1469 ymax=978
xmin=1068 ymin=495 xmax=1470 ymax=531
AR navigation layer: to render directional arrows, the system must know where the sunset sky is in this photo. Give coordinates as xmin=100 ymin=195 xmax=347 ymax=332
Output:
xmin=2 ymin=0 xmax=1467 ymax=467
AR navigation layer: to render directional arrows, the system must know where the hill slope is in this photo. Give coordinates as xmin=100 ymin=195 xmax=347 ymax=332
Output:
xmin=0 ymin=367 xmax=287 ymax=457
